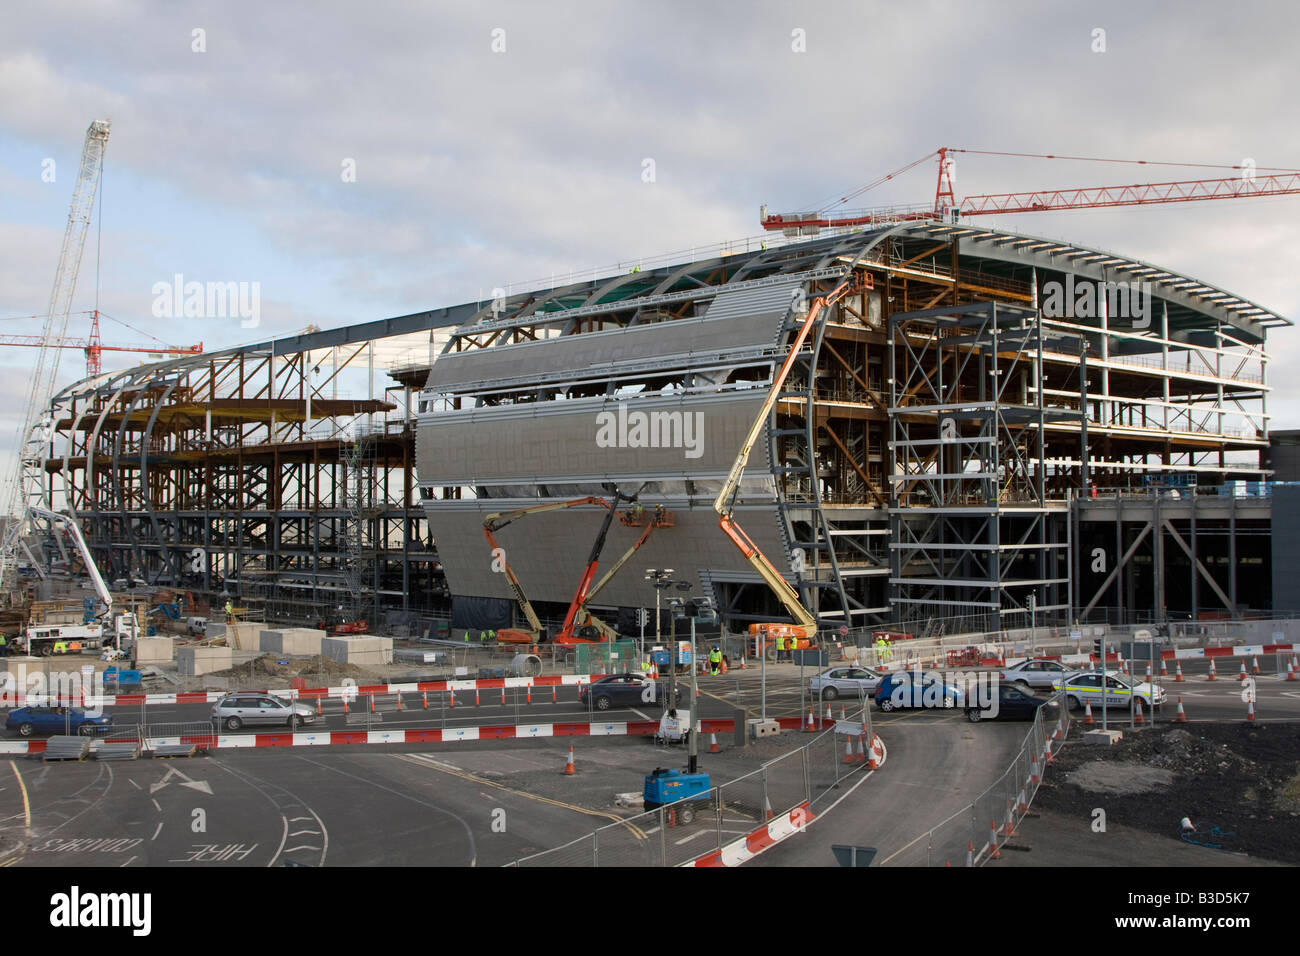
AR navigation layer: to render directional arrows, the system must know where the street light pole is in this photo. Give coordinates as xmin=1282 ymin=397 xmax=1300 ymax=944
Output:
xmin=689 ymin=613 xmax=699 ymax=774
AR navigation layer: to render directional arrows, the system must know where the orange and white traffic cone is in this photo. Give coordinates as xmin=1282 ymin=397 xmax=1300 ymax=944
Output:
xmin=825 ymin=704 xmax=833 ymax=724
xmin=1133 ymin=698 xmax=1145 ymax=725
xmin=1238 ymin=660 xmax=1248 ymax=681
xmin=1029 ymin=754 xmax=1040 ymax=786
xmin=397 ymin=693 xmax=403 ymax=711
xmin=369 ymin=695 xmax=375 ymax=712
xmin=1288 ymin=660 xmax=1298 ymax=683
xmin=343 ymin=695 xmax=349 ymax=714
xmin=989 ymin=821 xmax=1000 ymax=859
xmin=1044 ymin=736 xmax=1054 ymax=763
xmin=855 ymin=735 xmax=866 ymax=763
xmin=475 ymin=688 xmax=481 ymax=706
xmin=763 ymin=794 xmax=775 ymax=821
xmin=709 ymin=733 xmax=720 ymax=754
xmin=1252 ymin=656 xmax=1260 ymax=675
xmin=1246 ymin=699 xmax=1256 ymax=723
xmin=422 ymin=691 xmax=428 ymax=710
xmin=552 ymin=685 xmax=557 ymax=703
xmin=844 ymin=738 xmax=855 ymax=764
xmin=867 ymin=737 xmax=880 ymax=770
xmin=840 ymin=704 xmax=846 ymax=721
xmin=1175 ymin=697 xmax=1187 ymax=723
xmin=501 ymin=687 xmax=506 ymax=705
xmin=316 ymin=697 xmax=322 ymax=716
xmin=1175 ymin=662 xmax=1185 ymax=682
xmin=1160 ymin=658 xmax=1168 ymax=677
xmin=1207 ymin=660 xmax=1217 ymax=681
xmin=1083 ymin=699 xmax=1094 ymax=724
xmin=526 ymin=685 xmax=533 ymax=704
xmin=449 ymin=689 xmax=455 ymax=707
xmin=806 ymin=708 xmax=816 ymax=731
xmin=1016 ymin=788 xmax=1028 ymax=814
xmin=965 ymin=841 xmax=974 ymax=867
xmin=563 ymin=746 xmax=576 ymax=775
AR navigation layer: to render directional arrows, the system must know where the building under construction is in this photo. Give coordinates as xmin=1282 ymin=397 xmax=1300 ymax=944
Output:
xmin=29 ymin=222 xmax=1288 ymax=635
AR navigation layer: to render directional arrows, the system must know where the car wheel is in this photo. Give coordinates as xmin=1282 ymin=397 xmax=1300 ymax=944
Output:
xmin=678 ymin=805 xmax=696 ymax=825
xmin=77 ymin=724 xmax=95 ymax=736
xmin=289 ymin=715 xmax=302 ymax=729
xmin=224 ymin=716 xmax=243 ymax=731
xmin=594 ymin=696 xmax=612 ymax=711
xmin=821 ymin=686 xmax=839 ymax=701
xmin=1066 ymin=695 xmax=1082 ymax=712
xmin=17 ymin=723 xmax=33 ymax=737
xmin=967 ymin=709 xmax=983 ymax=723
xmin=880 ymin=699 xmax=896 ymax=712
xmin=39 ymin=644 xmax=53 ymax=657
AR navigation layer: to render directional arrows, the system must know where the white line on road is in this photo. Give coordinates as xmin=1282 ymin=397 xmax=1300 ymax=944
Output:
xmin=151 ymin=822 xmax=163 ymax=841
xmin=150 ymin=799 xmax=160 ymax=812
xmin=674 ymin=830 xmax=714 ymax=846
xmin=120 ymin=856 xmax=136 ymax=867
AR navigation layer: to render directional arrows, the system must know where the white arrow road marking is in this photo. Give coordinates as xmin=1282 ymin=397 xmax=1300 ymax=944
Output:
xmin=149 ymin=765 xmax=213 ymax=795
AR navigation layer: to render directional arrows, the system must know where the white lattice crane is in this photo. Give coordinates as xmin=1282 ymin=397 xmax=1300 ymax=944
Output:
xmin=0 ymin=120 xmax=111 ymax=594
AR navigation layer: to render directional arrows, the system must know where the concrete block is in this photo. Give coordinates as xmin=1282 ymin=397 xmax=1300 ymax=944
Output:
xmin=321 ymin=636 xmax=393 ymax=667
xmin=1083 ymin=729 xmax=1124 ymax=745
xmin=177 ymin=646 xmax=233 ymax=677
xmin=748 ymin=718 xmax=781 ymax=739
xmin=133 ymin=636 xmax=174 ymax=665
xmin=259 ymin=628 xmax=324 ymax=656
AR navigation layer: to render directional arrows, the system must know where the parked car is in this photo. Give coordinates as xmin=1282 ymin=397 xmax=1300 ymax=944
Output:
xmin=210 ymin=693 xmax=317 ymax=730
xmin=6 ymin=706 xmax=113 ymax=737
xmin=1053 ymin=670 xmax=1167 ymax=710
xmin=874 ymin=672 xmax=964 ymax=712
xmin=809 ymin=666 xmax=884 ymax=700
xmin=965 ymin=684 xmax=1060 ymax=723
xmin=1000 ymin=658 xmax=1070 ymax=690
xmin=578 ymin=673 xmax=680 ymax=711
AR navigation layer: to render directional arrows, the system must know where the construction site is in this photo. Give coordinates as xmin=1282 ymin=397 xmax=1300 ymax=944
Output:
xmin=1 ymin=131 xmax=1294 ymax=653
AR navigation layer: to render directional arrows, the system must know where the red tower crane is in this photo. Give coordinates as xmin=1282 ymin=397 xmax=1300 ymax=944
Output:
xmin=0 ymin=309 xmax=203 ymax=378
xmin=759 ymin=147 xmax=1300 ymax=233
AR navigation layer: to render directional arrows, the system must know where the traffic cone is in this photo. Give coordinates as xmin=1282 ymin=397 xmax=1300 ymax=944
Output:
xmin=397 ymin=693 xmax=403 ymax=711
xmin=1175 ymin=697 xmax=1187 ymax=723
xmin=316 ymin=697 xmax=322 ymax=715
xmin=1029 ymin=753 xmax=1040 ymax=786
xmin=1044 ymin=736 xmax=1054 ymax=763
xmin=501 ymin=687 xmax=506 ymax=705
xmin=449 ymin=688 xmax=455 ymax=707
xmin=843 ymin=738 xmax=854 ymax=764
xmin=1238 ymin=660 xmax=1248 ymax=681
xmin=763 ymin=794 xmax=775 ymax=821
xmin=563 ymin=746 xmax=576 ymax=775
xmin=989 ymin=820 xmax=1000 ymax=859
xmin=825 ymin=704 xmax=833 ymax=724
xmin=1246 ymin=699 xmax=1256 ymax=723
xmin=840 ymin=704 xmax=846 ymax=721
xmin=1133 ymin=697 xmax=1145 ymax=725
xmin=1160 ymin=658 xmax=1168 ymax=677
xmin=867 ymin=737 xmax=880 ymax=770
xmin=1252 ymin=656 xmax=1260 ymax=675
xmin=422 ymin=691 xmax=427 ymax=710
xmin=709 ymin=733 xmax=720 ymax=754
xmin=1288 ymin=660 xmax=1297 ymax=682
xmin=1016 ymin=788 xmax=1028 ymax=814
xmin=475 ymin=688 xmax=481 ymax=706
xmin=966 ymin=841 xmax=974 ymax=867
xmin=1207 ymin=660 xmax=1217 ymax=681
xmin=369 ymin=695 xmax=375 ymax=713
xmin=526 ymin=685 xmax=532 ymax=704
xmin=806 ymin=708 xmax=816 ymax=731
xmin=720 ymin=658 xmax=728 ymax=675
xmin=1083 ymin=699 xmax=1094 ymax=724
xmin=855 ymin=735 xmax=866 ymax=763
xmin=1175 ymin=662 xmax=1185 ymax=682
xmin=342 ymin=695 xmax=349 ymax=714
xmin=552 ymin=685 xmax=557 ymax=703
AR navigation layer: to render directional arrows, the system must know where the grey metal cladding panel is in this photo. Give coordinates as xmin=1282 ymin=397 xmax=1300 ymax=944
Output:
xmin=1272 ymin=486 xmax=1299 ymax=612
xmin=417 ymin=391 xmax=768 ymax=484
xmin=426 ymin=310 xmax=787 ymax=391
xmin=423 ymin=501 xmax=788 ymax=608
xmin=702 ymin=281 xmax=803 ymax=322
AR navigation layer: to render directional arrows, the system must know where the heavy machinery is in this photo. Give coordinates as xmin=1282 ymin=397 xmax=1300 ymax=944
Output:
xmin=483 ymin=496 xmax=615 ymax=644
xmin=712 ymin=274 xmax=868 ymax=656
xmin=484 ymin=491 xmax=673 ymax=645
xmin=15 ymin=507 xmax=139 ymax=656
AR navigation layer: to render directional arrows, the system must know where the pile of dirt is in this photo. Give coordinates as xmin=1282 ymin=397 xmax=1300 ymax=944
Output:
xmin=1038 ymin=723 xmax=1300 ymax=864
xmin=213 ymin=653 xmax=368 ymax=683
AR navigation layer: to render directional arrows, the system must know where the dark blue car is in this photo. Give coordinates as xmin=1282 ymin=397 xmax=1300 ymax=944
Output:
xmin=874 ymin=672 xmax=964 ymax=712
xmin=6 ymin=706 xmax=113 ymax=737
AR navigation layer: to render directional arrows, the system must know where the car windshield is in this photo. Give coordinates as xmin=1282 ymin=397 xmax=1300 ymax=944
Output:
xmin=271 ymin=695 xmax=290 ymax=707
xmin=1109 ymin=673 xmax=1139 ymax=688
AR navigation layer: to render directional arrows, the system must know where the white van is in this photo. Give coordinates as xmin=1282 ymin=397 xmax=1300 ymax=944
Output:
xmin=186 ymin=616 xmax=209 ymax=636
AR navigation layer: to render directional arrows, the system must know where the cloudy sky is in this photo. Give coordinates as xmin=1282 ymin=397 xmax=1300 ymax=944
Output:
xmin=2 ymin=0 xmax=1298 ymax=475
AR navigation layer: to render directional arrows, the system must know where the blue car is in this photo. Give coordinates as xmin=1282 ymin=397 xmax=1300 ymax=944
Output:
xmin=6 ymin=706 xmax=113 ymax=738
xmin=874 ymin=672 xmax=964 ymax=712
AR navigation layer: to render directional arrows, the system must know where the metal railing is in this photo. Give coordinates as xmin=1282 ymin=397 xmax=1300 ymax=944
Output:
xmin=511 ymin=707 xmax=877 ymax=867
xmin=878 ymin=692 xmax=1070 ymax=866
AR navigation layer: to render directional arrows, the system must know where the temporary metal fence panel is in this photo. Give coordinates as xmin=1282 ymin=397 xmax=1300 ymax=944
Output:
xmin=591 ymin=808 xmax=668 ymax=868
xmin=513 ymin=832 xmax=596 ymax=868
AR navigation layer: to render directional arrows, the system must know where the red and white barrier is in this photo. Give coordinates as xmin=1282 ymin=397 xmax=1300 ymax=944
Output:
xmin=686 ymin=735 xmax=887 ymax=867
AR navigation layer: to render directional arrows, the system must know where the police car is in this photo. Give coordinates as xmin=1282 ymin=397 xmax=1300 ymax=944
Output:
xmin=1053 ymin=670 xmax=1167 ymax=711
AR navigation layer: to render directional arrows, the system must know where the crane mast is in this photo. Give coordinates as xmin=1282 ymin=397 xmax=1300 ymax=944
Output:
xmin=1 ymin=120 xmax=111 ymax=594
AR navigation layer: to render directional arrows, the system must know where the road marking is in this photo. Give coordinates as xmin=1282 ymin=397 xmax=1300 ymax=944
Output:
xmin=151 ymin=822 xmax=163 ymax=841
xmin=673 ymin=830 xmax=713 ymax=846
xmin=151 ymin=799 xmax=161 ymax=813
xmin=9 ymin=762 xmax=30 ymax=830
xmin=128 ymin=779 xmax=141 ymax=790
xmin=149 ymin=765 xmax=213 ymax=795
xmin=395 ymin=753 xmax=647 ymax=840
xmin=120 ymin=856 xmax=136 ymax=867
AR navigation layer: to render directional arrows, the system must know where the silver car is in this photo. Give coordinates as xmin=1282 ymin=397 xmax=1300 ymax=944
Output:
xmin=809 ymin=666 xmax=884 ymax=700
xmin=211 ymin=693 xmax=317 ymax=730
xmin=1001 ymin=658 xmax=1069 ymax=690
